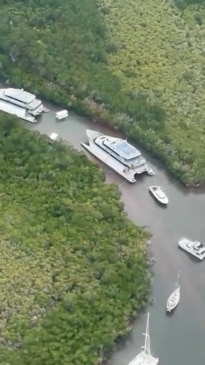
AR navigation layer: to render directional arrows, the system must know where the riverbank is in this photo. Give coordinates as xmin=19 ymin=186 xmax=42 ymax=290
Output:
xmin=27 ymin=105 xmax=205 ymax=365
xmin=0 ymin=112 xmax=152 ymax=365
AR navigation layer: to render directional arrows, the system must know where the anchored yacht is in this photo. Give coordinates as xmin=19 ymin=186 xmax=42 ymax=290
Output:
xmin=81 ymin=130 xmax=149 ymax=183
xmin=178 ymin=237 xmax=205 ymax=260
xmin=166 ymin=270 xmax=181 ymax=313
xmin=0 ymin=88 xmax=45 ymax=119
xmin=128 ymin=313 xmax=159 ymax=365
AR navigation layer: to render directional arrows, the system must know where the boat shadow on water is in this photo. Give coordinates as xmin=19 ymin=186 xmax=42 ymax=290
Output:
xmin=185 ymin=254 xmax=204 ymax=264
xmin=165 ymin=309 xmax=176 ymax=317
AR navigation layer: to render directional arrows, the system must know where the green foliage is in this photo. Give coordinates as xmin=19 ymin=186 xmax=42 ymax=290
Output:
xmin=102 ymin=0 xmax=205 ymax=185
xmin=175 ymin=0 xmax=205 ymax=9
xmin=0 ymin=113 xmax=150 ymax=365
xmin=0 ymin=0 xmax=204 ymax=186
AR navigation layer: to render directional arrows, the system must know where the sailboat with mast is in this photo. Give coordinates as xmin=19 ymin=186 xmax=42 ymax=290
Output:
xmin=128 ymin=313 xmax=159 ymax=365
xmin=166 ymin=270 xmax=181 ymax=313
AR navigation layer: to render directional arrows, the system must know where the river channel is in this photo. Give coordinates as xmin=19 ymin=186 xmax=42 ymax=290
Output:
xmin=28 ymin=103 xmax=205 ymax=365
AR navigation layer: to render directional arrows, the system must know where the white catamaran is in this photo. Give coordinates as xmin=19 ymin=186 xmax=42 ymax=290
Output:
xmin=81 ymin=130 xmax=152 ymax=183
xmin=166 ymin=270 xmax=181 ymax=313
xmin=0 ymin=87 xmax=46 ymax=122
xmin=128 ymin=313 xmax=159 ymax=365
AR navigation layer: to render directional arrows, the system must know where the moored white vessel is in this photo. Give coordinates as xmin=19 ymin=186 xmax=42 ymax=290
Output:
xmin=147 ymin=165 xmax=155 ymax=176
xmin=149 ymin=185 xmax=168 ymax=205
xmin=81 ymin=130 xmax=149 ymax=183
xmin=56 ymin=110 xmax=69 ymax=120
xmin=0 ymin=87 xmax=45 ymax=122
xmin=178 ymin=237 xmax=205 ymax=260
xmin=166 ymin=270 xmax=181 ymax=313
xmin=49 ymin=132 xmax=58 ymax=141
xmin=128 ymin=313 xmax=159 ymax=365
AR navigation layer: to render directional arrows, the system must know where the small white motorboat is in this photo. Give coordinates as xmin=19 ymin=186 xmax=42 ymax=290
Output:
xmin=166 ymin=271 xmax=181 ymax=313
xmin=147 ymin=165 xmax=155 ymax=176
xmin=49 ymin=132 xmax=58 ymax=141
xmin=149 ymin=185 xmax=168 ymax=205
xmin=178 ymin=237 xmax=205 ymax=260
xmin=56 ymin=109 xmax=69 ymax=120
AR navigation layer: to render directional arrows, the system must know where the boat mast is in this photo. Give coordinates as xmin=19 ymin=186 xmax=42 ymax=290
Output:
xmin=176 ymin=270 xmax=181 ymax=286
xmin=142 ymin=312 xmax=151 ymax=355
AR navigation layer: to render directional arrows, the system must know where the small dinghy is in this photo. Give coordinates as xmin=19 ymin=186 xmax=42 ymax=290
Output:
xmin=56 ymin=110 xmax=69 ymax=120
xmin=49 ymin=132 xmax=58 ymax=141
xmin=149 ymin=185 xmax=168 ymax=205
xmin=147 ymin=165 xmax=155 ymax=176
xmin=166 ymin=271 xmax=180 ymax=313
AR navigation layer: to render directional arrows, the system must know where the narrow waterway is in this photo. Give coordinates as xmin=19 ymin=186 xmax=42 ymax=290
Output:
xmin=29 ymin=104 xmax=205 ymax=365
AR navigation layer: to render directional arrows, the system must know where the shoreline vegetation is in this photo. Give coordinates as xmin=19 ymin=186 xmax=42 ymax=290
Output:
xmin=0 ymin=113 xmax=151 ymax=365
xmin=1 ymin=0 xmax=205 ymax=186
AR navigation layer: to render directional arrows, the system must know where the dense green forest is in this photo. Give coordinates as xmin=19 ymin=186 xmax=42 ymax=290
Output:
xmin=0 ymin=113 xmax=150 ymax=365
xmin=0 ymin=0 xmax=205 ymax=185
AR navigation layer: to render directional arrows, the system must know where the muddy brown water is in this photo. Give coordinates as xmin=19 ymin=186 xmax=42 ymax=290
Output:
xmin=27 ymin=104 xmax=205 ymax=365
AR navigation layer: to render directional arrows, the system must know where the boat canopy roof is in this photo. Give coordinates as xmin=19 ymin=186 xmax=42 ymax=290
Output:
xmin=4 ymin=88 xmax=35 ymax=104
xmin=103 ymin=138 xmax=141 ymax=160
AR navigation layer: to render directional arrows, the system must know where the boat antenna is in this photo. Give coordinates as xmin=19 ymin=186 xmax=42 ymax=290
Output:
xmin=142 ymin=312 xmax=151 ymax=355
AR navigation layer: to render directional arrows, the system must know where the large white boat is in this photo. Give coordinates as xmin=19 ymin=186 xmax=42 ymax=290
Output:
xmin=149 ymin=185 xmax=169 ymax=205
xmin=128 ymin=313 xmax=159 ymax=365
xmin=166 ymin=270 xmax=180 ymax=313
xmin=81 ymin=130 xmax=149 ymax=183
xmin=178 ymin=237 xmax=205 ymax=260
xmin=0 ymin=88 xmax=45 ymax=117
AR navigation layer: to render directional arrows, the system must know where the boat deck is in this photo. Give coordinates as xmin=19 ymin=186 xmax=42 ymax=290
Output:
xmin=0 ymin=100 xmax=37 ymax=123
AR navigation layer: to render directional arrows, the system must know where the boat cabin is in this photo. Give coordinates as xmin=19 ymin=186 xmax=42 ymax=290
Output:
xmin=103 ymin=139 xmax=141 ymax=161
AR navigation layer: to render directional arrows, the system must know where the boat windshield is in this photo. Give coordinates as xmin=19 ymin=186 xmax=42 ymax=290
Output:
xmin=157 ymin=189 xmax=165 ymax=198
xmin=194 ymin=241 xmax=201 ymax=247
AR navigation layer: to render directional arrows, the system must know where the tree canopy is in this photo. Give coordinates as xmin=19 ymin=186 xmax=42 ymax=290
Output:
xmin=0 ymin=113 xmax=150 ymax=365
xmin=0 ymin=0 xmax=205 ymax=185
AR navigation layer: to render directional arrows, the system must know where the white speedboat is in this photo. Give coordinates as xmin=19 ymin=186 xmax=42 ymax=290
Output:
xmin=149 ymin=185 xmax=168 ymax=205
xmin=128 ymin=313 xmax=159 ymax=365
xmin=0 ymin=88 xmax=44 ymax=117
xmin=178 ymin=237 xmax=205 ymax=260
xmin=166 ymin=271 xmax=181 ymax=313
xmin=81 ymin=130 xmax=149 ymax=183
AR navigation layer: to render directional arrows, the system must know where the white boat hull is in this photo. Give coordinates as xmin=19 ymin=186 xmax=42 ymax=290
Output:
xmin=149 ymin=186 xmax=169 ymax=205
xmin=0 ymin=100 xmax=37 ymax=123
xmin=128 ymin=351 xmax=159 ymax=365
xmin=166 ymin=286 xmax=180 ymax=312
xmin=81 ymin=141 xmax=136 ymax=183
